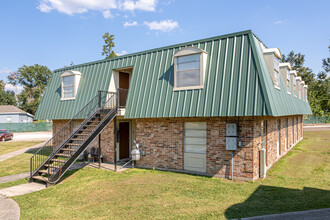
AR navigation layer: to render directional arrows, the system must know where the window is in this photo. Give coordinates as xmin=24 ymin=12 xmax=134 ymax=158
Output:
xmin=274 ymin=57 xmax=280 ymax=88
xmin=61 ymin=70 xmax=81 ymax=100
xmin=261 ymin=120 xmax=267 ymax=149
xmin=62 ymin=75 xmax=74 ymax=98
xmin=293 ymin=75 xmax=296 ymax=96
xmin=287 ymin=69 xmax=290 ymax=92
xmin=174 ymin=47 xmax=207 ymax=90
xmin=7 ymin=116 xmax=12 ymax=123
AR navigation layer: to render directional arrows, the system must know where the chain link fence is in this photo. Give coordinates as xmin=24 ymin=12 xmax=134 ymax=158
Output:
xmin=303 ymin=116 xmax=330 ymax=124
xmin=0 ymin=122 xmax=52 ymax=132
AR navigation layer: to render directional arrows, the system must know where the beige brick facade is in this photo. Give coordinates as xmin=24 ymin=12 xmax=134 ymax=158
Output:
xmin=52 ymin=115 xmax=304 ymax=181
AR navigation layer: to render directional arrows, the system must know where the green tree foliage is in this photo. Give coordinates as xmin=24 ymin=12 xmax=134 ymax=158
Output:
xmin=102 ymin=32 xmax=117 ymax=59
xmin=7 ymin=64 xmax=52 ymax=115
xmin=0 ymin=80 xmax=16 ymax=106
xmin=281 ymin=47 xmax=330 ymax=116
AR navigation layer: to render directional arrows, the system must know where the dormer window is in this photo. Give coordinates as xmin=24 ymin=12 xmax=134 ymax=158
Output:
xmin=263 ymin=48 xmax=281 ymax=90
xmin=293 ymin=75 xmax=296 ymax=96
xmin=286 ymin=69 xmax=291 ymax=92
xmin=61 ymin=70 xmax=81 ymax=100
xmin=174 ymin=47 xmax=208 ymax=90
xmin=274 ymin=56 xmax=280 ymax=88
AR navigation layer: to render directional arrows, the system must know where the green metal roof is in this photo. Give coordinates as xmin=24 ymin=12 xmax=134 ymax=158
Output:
xmin=35 ymin=30 xmax=312 ymax=120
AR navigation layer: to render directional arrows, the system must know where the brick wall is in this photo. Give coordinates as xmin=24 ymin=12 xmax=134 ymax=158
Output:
xmin=52 ymin=119 xmax=115 ymax=162
xmin=135 ymin=118 xmax=184 ymax=170
xmin=52 ymin=114 xmax=304 ymax=181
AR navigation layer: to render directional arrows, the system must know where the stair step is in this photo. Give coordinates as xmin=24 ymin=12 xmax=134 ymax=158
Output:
xmin=45 ymin=164 xmax=60 ymax=168
xmin=66 ymin=143 xmax=80 ymax=146
xmin=56 ymin=153 xmax=71 ymax=157
xmin=61 ymin=148 xmax=75 ymax=152
xmin=83 ymin=125 xmax=96 ymax=127
xmin=74 ymin=133 xmax=88 ymax=136
xmin=39 ymin=169 xmax=55 ymax=174
xmin=51 ymin=158 xmax=67 ymax=163
xmin=33 ymin=175 xmax=47 ymax=182
xmin=71 ymin=138 xmax=85 ymax=141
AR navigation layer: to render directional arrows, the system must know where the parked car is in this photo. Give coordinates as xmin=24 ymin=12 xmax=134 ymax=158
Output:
xmin=0 ymin=129 xmax=13 ymax=141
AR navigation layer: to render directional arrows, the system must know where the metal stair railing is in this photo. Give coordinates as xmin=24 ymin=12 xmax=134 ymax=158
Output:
xmin=30 ymin=91 xmax=115 ymax=179
xmin=47 ymin=102 xmax=118 ymax=185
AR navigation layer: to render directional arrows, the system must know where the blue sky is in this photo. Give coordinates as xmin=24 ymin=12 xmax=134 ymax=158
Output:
xmin=0 ymin=0 xmax=329 ymax=92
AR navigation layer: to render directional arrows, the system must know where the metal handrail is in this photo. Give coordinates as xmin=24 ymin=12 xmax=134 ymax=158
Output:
xmin=30 ymin=91 xmax=115 ymax=179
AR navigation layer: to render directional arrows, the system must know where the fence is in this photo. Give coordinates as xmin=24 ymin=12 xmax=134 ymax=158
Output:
xmin=303 ymin=116 xmax=330 ymax=124
xmin=0 ymin=122 xmax=52 ymax=132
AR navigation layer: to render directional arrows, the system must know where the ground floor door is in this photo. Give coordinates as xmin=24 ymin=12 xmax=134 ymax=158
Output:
xmin=119 ymin=122 xmax=130 ymax=159
xmin=184 ymin=122 xmax=206 ymax=172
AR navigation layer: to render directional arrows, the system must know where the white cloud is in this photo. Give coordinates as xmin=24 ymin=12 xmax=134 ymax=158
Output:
xmin=0 ymin=67 xmax=11 ymax=75
xmin=117 ymin=50 xmax=128 ymax=56
xmin=102 ymin=10 xmax=113 ymax=18
xmin=123 ymin=20 xmax=138 ymax=27
xmin=121 ymin=0 xmax=157 ymax=11
xmin=273 ymin=20 xmax=287 ymax=25
xmin=37 ymin=0 xmax=157 ymax=18
xmin=5 ymin=84 xmax=23 ymax=94
xmin=144 ymin=19 xmax=179 ymax=32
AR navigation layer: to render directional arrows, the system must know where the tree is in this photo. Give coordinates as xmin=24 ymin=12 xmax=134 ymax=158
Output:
xmin=281 ymin=49 xmax=330 ymax=116
xmin=102 ymin=32 xmax=117 ymax=59
xmin=0 ymin=80 xmax=16 ymax=106
xmin=7 ymin=64 xmax=52 ymax=115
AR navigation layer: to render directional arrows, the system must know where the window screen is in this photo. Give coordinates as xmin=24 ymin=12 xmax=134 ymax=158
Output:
xmin=287 ymin=70 xmax=290 ymax=91
xmin=62 ymin=75 xmax=74 ymax=98
xmin=274 ymin=57 xmax=280 ymax=88
xmin=176 ymin=54 xmax=200 ymax=88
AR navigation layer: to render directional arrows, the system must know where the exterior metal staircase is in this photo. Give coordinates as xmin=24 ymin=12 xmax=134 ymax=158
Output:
xmin=30 ymin=91 xmax=117 ymax=186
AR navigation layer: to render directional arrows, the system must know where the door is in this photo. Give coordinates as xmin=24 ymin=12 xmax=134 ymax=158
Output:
xmin=119 ymin=122 xmax=130 ymax=159
xmin=277 ymin=120 xmax=280 ymax=158
xmin=119 ymin=72 xmax=129 ymax=107
xmin=184 ymin=122 xmax=206 ymax=172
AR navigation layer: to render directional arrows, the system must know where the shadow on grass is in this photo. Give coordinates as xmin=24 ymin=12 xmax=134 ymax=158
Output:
xmin=225 ymin=185 xmax=330 ymax=219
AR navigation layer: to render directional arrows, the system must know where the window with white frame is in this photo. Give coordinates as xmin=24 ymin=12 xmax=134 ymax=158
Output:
xmin=61 ymin=70 xmax=81 ymax=100
xmin=174 ymin=47 xmax=207 ymax=90
xmin=287 ymin=69 xmax=290 ymax=91
xmin=274 ymin=57 xmax=280 ymax=88
xmin=293 ymin=76 xmax=296 ymax=95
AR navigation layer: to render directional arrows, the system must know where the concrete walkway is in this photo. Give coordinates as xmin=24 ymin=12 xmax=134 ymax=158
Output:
xmin=0 ymin=195 xmax=20 ymax=220
xmin=0 ymin=182 xmax=46 ymax=197
xmin=0 ymin=172 xmax=29 ymax=184
xmin=0 ymin=141 xmax=46 ymax=162
xmin=242 ymin=208 xmax=330 ymax=220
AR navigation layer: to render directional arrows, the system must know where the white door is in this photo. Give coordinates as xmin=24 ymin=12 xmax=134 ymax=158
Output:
xmin=277 ymin=120 xmax=280 ymax=158
xmin=184 ymin=122 xmax=206 ymax=172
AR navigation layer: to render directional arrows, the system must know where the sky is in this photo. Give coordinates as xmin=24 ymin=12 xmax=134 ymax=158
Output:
xmin=0 ymin=0 xmax=329 ymax=92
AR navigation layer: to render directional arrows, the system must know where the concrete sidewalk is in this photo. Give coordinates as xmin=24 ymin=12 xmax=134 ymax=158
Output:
xmin=0 ymin=182 xmax=46 ymax=197
xmin=0 ymin=195 xmax=20 ymax=220
xmin=243 ymin=208 xmax=330 ymax=220
xmin=0 ymin=142 xmax=45 ymax=162
xmin=0 ymin=172 xmax=29 ymax=184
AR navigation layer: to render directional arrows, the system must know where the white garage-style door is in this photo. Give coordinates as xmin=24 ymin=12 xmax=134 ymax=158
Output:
xmin=184 ymin=122 xmax=206 ymax=172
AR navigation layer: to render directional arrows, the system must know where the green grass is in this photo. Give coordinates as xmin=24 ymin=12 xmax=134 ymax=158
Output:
xmin=0 ymin=147 xmax=41 ymax=177
xmin=0 ymin=178 xmax=29 ymax=189
xmin=12 ymin=131 xmax=330 ymax=219
xmin=0 ymin=141 xmax=42 ymax=155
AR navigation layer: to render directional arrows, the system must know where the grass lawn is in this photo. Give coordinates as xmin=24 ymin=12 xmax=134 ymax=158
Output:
xmin=0 ymin=141 xmax=42 ymax=156
xmin=13 ymin=131 xmax=330 ymax=219
xmin=0 ymin=147 xmax=41 ymax=177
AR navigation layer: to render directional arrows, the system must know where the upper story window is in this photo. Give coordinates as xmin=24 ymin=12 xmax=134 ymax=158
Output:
xmin=274 ymin=57 xmax=280 ymax=88
xmin=286 ymin=69 xmax=291 ymax=91
xmin=174 ymin=47 xmax=208 ymax=91
xmin=61 ymin=70 xmax=82 ymax=100
xmin=293 ymin=75 xmax=296 ymax=96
